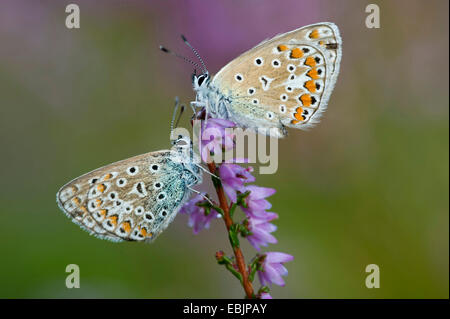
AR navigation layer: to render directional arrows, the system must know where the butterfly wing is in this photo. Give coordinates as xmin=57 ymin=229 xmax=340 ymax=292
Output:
xmin=56 ymin=150 xmax=194 ymax=242
xmin=211 ymin=22 xmax=342 ymax=135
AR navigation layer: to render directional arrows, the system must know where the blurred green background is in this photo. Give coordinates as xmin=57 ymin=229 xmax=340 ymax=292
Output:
xmin=0 ymin=0 xmax=448 ymax=298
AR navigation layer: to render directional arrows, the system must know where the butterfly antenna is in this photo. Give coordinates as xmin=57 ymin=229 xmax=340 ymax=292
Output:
xmin=181 ymin=35 xmax=208 ymax=74
xmin=170 ymin=97 xmax=180 ymax=137
xmin=175 ymin=104 xmax=185 ymax=129
xmin=160 ymin=45 xmax=202 ymax=72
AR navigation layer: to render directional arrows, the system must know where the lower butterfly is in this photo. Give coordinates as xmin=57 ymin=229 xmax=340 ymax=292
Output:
xmin=56 ymin=102 xmax=203 ymax=242
xmin=162 ymin=22 xmax=342 ymax=137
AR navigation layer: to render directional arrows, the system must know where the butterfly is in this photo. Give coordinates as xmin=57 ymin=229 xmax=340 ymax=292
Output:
xmin=56 ymin=108 xmax=203 ymax=243
xmin=162 ymin=22 xmax=342 ymax=138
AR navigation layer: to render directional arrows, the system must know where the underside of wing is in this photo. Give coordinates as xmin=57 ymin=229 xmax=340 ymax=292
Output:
xmin=56 ymin=150 xmax=189 ymax=243
xmin=212 ymin=22 xmax=342 ymax=131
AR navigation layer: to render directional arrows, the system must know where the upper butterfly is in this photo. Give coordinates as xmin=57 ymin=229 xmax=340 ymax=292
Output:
xmin=162 ymin=22 xmax=342 ymax=138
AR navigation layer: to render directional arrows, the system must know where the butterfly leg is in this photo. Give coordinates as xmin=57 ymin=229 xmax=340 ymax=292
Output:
xmin=187 ymin=186 xmax=214 ymax=205
xmin=195 ymin=163 xmax=220 ymax=180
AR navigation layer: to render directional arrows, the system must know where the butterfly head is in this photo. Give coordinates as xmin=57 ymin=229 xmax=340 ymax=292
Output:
xmin=192 ymin=72 xmax=210 ymax=90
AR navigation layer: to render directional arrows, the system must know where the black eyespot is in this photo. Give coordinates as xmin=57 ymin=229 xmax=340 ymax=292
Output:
xmin=288 ymin=66 xmax=294 ymax=71
xmin=314 ymin=57 xmax=321 ymax=63
xmin=290 ymin=75 xmax=295 ymax=80
xmin=110 ymin=193 xmax=116 ymax=199
xmin=311 ymin=96 xmax=317 ymax=104
xmin=158 ymin=193 xmax=165 ymax=200
xmin=161 ymin=211 xmax=167 ymax=217
xmin=129 ymin=167 xmax=136 ymax=173
xmin=302 ymin=48 xmax=310 ymax=53
xmin=119 ymin=179 xmax=124 ymax=185
xmin=155 ymin=183 xmax=161 ymax=188
xmin=91 ymin=178 xmax=97 ymax=184
xmin=316 ymin=83 xmax=321 ymax=90
xmin=116 ymin=201 xmax=121 ymax=206
xmin=255 ymin=58 xmax=262 ymax=65
xmin=136 ymin=182 xmax=144 ymax=194
xmin=145 ymin=214 xmax=153 ymax=220
xmin=304 ymin=110 xmax=309 ymax=115
xmin=318 ymin=69 xmax=323 ymax=75
xmin=248 ymin=88 xmax=255 ymax=94
xmin=151 ymin=165 xmax=158 ymax=171
xmin=236 ymin=74 xmax=242 ymax=81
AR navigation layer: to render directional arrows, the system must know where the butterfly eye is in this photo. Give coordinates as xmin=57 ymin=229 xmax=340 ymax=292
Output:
xmin=197 ymin=74 xmax=207 ymax=86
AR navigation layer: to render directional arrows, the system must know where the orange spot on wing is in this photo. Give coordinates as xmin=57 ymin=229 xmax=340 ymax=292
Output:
xmin=305 ymin=80 xmax=316 ymax=93
xmin=277 ymin=44 xmax=288 ymax=51
xmin=300 ymin=94 xmax=312 ymax=107
xmin=309 ymin=29 xmax=320 ymax=39
xmin=122 ymin=221 xmax=131 ymax=233
xmin=148 ymin=232 xmax=153 ymax=238
xmin=291 ymin=120 xmax=300 ymax=125
xmin=72 ymin=197 xmax=80 ymax=205
xmin=99 ymin=209 xmax=107 ymax=217
xmin=103 ymin=173 xmax=112 ymax=181
xmin=305 ymin=57 xmax=316 ymax=67
xmin=109 ymin=215 xmax=118 ymax=226
xmin=307 ymin=68 xmax=319 ymax=79
xmin=294 ymin=107 xmax=304 ymax=120
xmin=319 ymin=40 xmax=324 ymax=45
xmin=97 ymin=184 xmax=106 ymax=193
xmin=140 ymin=227 xmax=147 ymax=237
xmin=290 ymin=48 xmax=303 ymax=59
xmin=95 ymin=199 xmax=102 ymax=207
xmin=80 ymin=206 xmax=88 ymax=213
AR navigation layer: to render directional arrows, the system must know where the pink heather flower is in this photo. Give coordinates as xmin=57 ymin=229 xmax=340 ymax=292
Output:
xmin=241 ymin=185 xmax=276 ymax=218
xmin=246 ymin=212 xmax=278 ymax=251
xmin=219 ymin=163 xmax=255 ymax=203
xmin=200 ymin=118 xmax=235 ymax=162
xmin=259 ymin=292 xmax=273 ymax=299
xmin=179 ymin=194 xmax=219 ymax=234
xmin=258 ymin=252 xmax=294 ymax=287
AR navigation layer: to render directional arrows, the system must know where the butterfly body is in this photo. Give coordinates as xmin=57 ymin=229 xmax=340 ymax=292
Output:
xmin=56 ymin=141 xmax=202 ymax=243
xmin=192 ymin=22 xmax=342 ymax=137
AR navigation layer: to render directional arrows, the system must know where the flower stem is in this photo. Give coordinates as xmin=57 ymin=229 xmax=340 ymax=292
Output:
xmin=207 ymin=161 xmax=255 ymax=298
